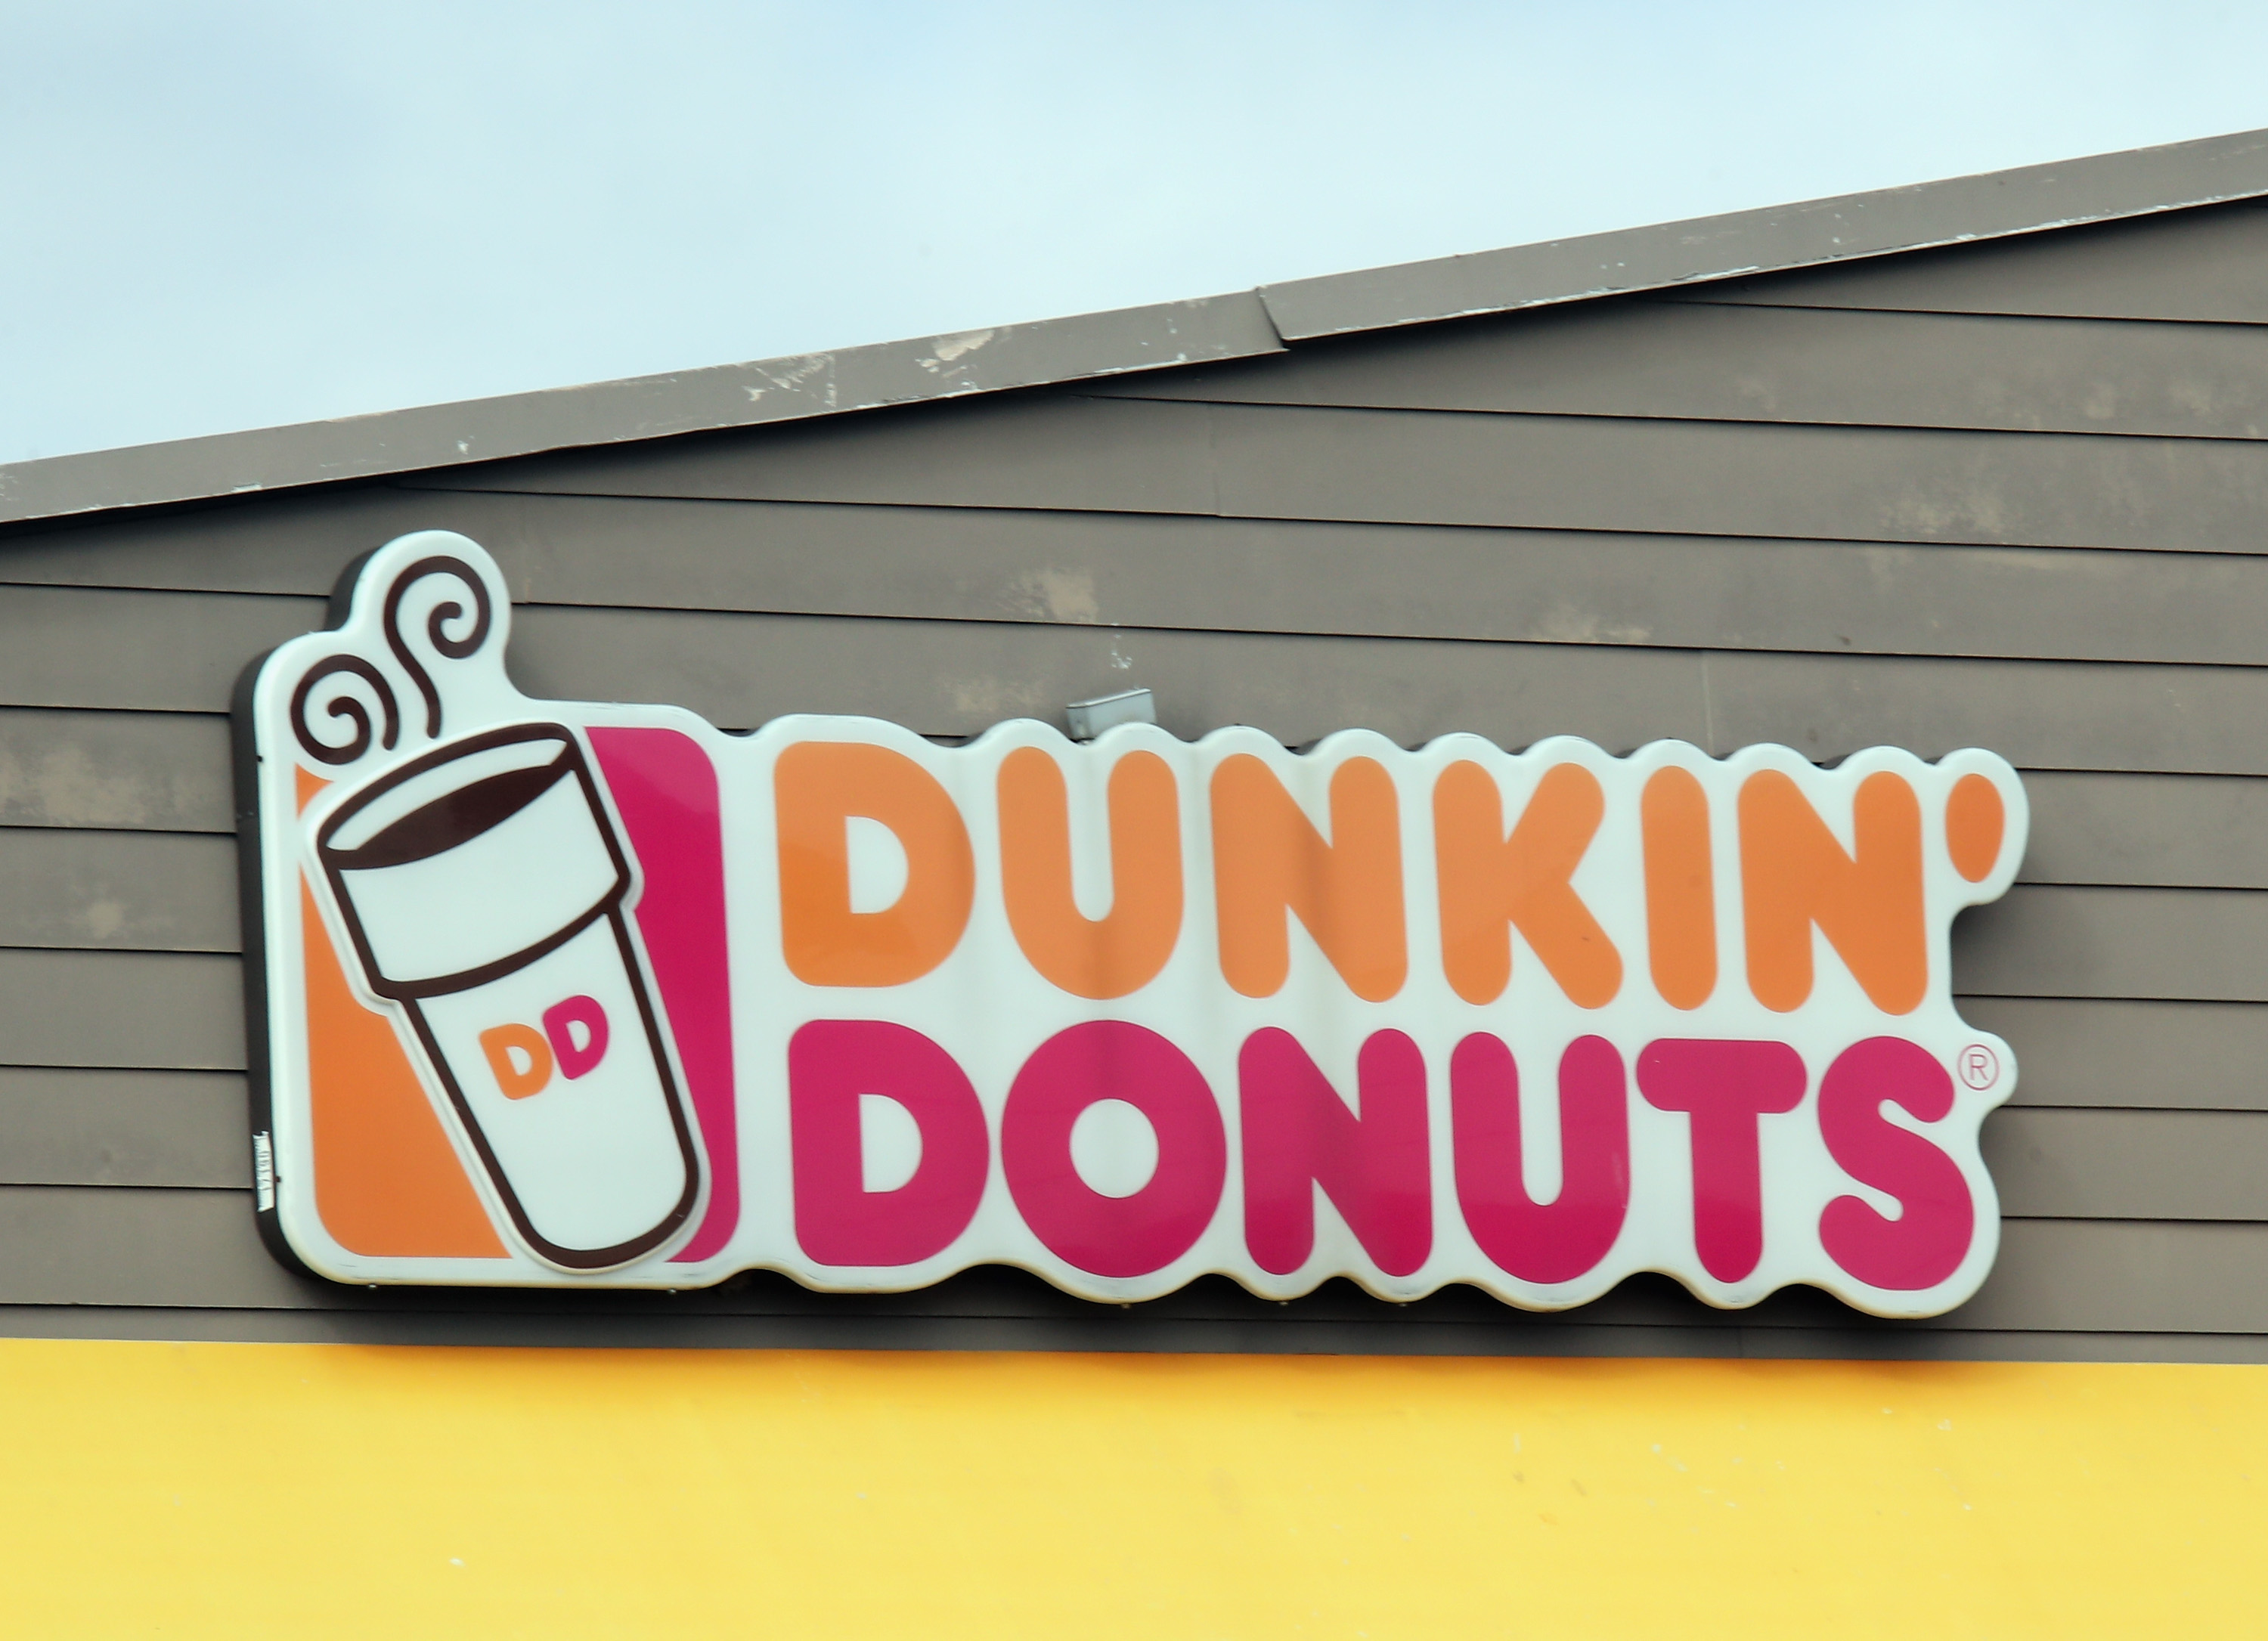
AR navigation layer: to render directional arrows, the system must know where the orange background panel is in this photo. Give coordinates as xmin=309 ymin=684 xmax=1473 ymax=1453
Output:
xmin=302 ymin=879 xmax=506 ymax=1256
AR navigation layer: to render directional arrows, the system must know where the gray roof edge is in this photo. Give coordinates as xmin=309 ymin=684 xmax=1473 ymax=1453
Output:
xmin=0 ymin=291 xmax=1286 ymax=529
xmin=1259 ymin=125 xmax=2268 ymax=339
xmin=8 ymin=123 xmax=2268 ymax=531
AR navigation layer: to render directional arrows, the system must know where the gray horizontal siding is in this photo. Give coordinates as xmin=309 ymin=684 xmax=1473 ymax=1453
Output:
xmin=33 ymin=577 xmax=2268 ymax=770
xmin=2019 ymin=772 xmax=2268 ymax=887
xmin=0 ymin=1186 xmax=2257 ymax=1347
xmin=1699 ymin=650 xmax=2268 ymax=776
xmin=1947 ymin=1218 xmax=2268 ymax=1333
xmin=472 ymin=605 xmax=1721 ymax=751
xmin=1957 ymin=886 xmax=2268 ymax=1002
xmin=519 ymin=612 xmax=2268 ymax=776
xmin=0 ymin=1297 xmax=2261 ymax=1362
xmin=0 ymin=1069 xmax=247 ymax=1187
xmin=0 ymin=829 xmax=235 ymax=950
xmin=0 ymin=947 xmax=242 ymax=1070
xmin=1963 ymin=998 xmax=2268 ymax=1112
xmin=1094 ymin=300 xmax=2268 ymax=441
xmin=0 ymin=709 xmax=233 ymax=831
xmin=1984 ymin=1109 xmax=2268 ymax=1220
xmin=0 ymin=585 xmax=318 ymax=714
xmin=1996 ymin=1110 xmax=2268 ymax=1224
xmin=23 ymin=494 xmax=2268 ymax=672
xmin=407 ymin=392 xmax=2268 ymax=556
xmin=0 ymin=482 xmax=457 ymax=596
xmin=1676 ymin=200 xmax=2268 ymax=324
xmin=0 ymin=1186 xmax=302 ymax=1308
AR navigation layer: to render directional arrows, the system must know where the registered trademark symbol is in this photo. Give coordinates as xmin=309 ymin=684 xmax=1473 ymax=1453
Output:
xmin=1957 ymin=1044 xmax=2000 ymax=1091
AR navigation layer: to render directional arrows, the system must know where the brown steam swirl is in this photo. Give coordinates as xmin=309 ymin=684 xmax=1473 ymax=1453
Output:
xmin=288 ymin=655 xmax=401 ymax=767
xmin=382 ymin=554 xmax=493 ymax=741
xmin=287 ymin=553 xmax=492 ymax=767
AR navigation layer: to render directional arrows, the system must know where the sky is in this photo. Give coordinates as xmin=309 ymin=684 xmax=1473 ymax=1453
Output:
xmin=6 ymin=1 xmax=2268 ymax=466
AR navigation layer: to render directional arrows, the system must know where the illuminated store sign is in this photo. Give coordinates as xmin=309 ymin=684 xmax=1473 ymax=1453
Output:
xmin=240 ymin=534 xmax=2026 ymax=1317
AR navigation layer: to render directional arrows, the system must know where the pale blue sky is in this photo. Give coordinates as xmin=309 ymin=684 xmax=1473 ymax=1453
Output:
xmin=6 ymin=1 xmax=2268 ymax=463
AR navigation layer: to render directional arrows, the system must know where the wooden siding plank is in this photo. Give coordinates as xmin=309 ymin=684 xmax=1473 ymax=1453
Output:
xmin=1204 ymin=404 xmax=2268 ymax=556
xmin=1983 ymin=1107 xmax=2268 ymax=1220
xmin=0 ymin=1186 xmax=304 ymax=1308
xmin=17 ymin=492 xmax=2268 ymax=673
xmin=1733 ymin=1330 xmax=2268 ymax=1365
xmin=0 ymin=1200 xmax=1830 ymax=1326
xmin=7 ymin=733 xmax=2260 ymax=918
xmin=1965 ymin=998 xmax=2268 ymax=1112
xmin=0 ymin=1300 xmax=1760 ymax=1356
xmin=1701 ymin=650 xmax=2268 ymax=776
xmin=0 ymin=485 xmax=462 ymax=596
xmin=410 ymin=393 xmax=2268 ymax=556
xmin=0 ymin=587 xmax=320 ymax=714
xmin=1266 ymin=144 xmax=2268 ymax=338
xmin=0 ymin=1069 xmax=247 ymax=1188
xmin=1956 ymin=885 xmax=2268 ymax=1002
xmin=0 ymin=1184 xmax=2255 ymax=1338
xmin=519 ymin=606 xmax=2268 ymax=775
xmin=510 ymin=605 xmax=1718 ymax=751
xmin=2021 ymin=772 xmax=2268 ymax=888
xmin=350 ymin=506 xmax=2268 ymax=670
xmin=41 ymin=582 xmax=2253 ymax=765
xmin=5 ymin=732 xmax=2263 ymax=903
xmin=0 ymin=709 xmax=232 ymax=832
xmin=1093 ymin=300 xmax=2268 ymax=441
xmin=0 ymin=1302 xmax=2256 ymax=1361
xmin=502 ymin=516 xmax=2268 ymax=670
xmin=1675 ymin=200 xmax=2268 ymax=324
xmin=410 ymin=393 xmax=1219 ymax=515
xmin=516 ymin=610 xmax=2268 ymax=776
xmin=8 ymin=584 xmax=2268 ymax=777
xmin=0 ymin=949 xmax=243 ymax=1070
xmin=1944 ymin=1218 xmax=2268 ymax=1334
xmin=0 ymin=830 xmax=236 ymax=952
xmin=0 ymin=293 xmax=1286 ymax=531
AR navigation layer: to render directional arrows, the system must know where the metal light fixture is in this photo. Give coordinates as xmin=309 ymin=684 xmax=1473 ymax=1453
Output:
xmin=1064 ymin=687 xmax=1156 ymax=740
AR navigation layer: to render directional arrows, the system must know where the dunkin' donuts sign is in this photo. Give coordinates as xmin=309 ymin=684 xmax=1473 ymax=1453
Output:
xmin=240 ymin=533 xmax=2027 ymax=1316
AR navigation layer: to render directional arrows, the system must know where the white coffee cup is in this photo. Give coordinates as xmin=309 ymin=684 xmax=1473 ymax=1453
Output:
xmin=316 ymin=723 xmax=702 ymax=1270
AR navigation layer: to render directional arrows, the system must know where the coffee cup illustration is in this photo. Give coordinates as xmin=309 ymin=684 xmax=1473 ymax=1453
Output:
xmin=314 ymin=722 xmax=703 ymax=1271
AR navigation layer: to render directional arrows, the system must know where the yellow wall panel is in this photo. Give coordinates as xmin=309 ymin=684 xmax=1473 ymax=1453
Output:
xmin=0 ymin=1339 xmax=2260 ymax=1637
